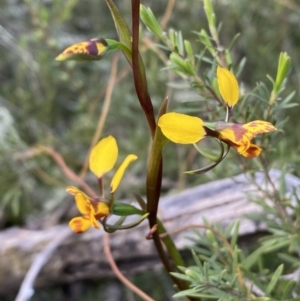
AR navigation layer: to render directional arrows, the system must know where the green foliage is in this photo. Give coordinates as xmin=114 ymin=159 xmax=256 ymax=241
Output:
xmin=171 ymin=220 xmax=300 ymax=300
xmin=138 ymin=0 xmax=300 ymax=299
xmin=1 ymin=0 xmax=300 ymax=299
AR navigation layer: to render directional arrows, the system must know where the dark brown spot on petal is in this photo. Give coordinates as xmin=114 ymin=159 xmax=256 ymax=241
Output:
xmin=91 ymin=37 xmax=108 ymax=46
xmin=230 ymin=124 xmax=247 ymax=141
xmin=86 ymin=41 xmax=98 ymax=56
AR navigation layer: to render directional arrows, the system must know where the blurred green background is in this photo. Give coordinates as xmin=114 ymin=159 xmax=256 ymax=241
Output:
xmin=0 ymin=0 xmax=299 ymax=300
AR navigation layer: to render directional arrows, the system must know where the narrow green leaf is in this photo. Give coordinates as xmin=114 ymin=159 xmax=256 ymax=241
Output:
xmin=230 ymin=220 xmax=240 ymax=248
xmin=104 ymin=0 xmax=131 ymax=51
xmin=216 ymin=269 xmax=227 ymax=285
xmin=173 ymin=289 xmax=200 ymax=298
xmin=170 ymin=272 xmax=192 ymax=282
xmin=140 ymin=4 xmax=164 ymax=38
xmin=231 ymin=246 xmax=238 ymax=275
xmin=281 ymin=280 xmax=296 ymax=300
xmin=278 ymin=252 xmax=300 ymax=267
xmin=266 ymin=264 xmax=284 ymax=295
xmin=203 ymin=0 xmax=216 ymax=27
xmin=228 ymin=33 xmax=241 ymax=52
xmin=185 ymin=269 xmax=201 ymax=281
xmin=192 ymin=249 xmax=203 ymax=271
xmin=280 ymin=90 xmax=296 ymax=105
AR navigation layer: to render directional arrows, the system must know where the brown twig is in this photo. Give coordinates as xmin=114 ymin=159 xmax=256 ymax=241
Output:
xmin=36 ymin=145 xmax=96 ymax=198
xmin=160 ymin=0 xmax=176 ymax=31
xmin=103 ymin=233 xmax=156 ymax=301
xmin=142 ymin=36 xmax=175 ymax=104
xmin=88 ymin=65 xmax=131 ymax=116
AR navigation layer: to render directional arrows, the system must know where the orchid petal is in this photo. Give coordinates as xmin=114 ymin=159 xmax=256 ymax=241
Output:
xmin=158 ymin=112 xmax=206 ymax=144
xmin=66 ymin=186 xmax=82 ymax=195
xmin=242 ymin=120 xmax=277 ymax=140
xmin=74 ymin=193 xmax=92 ymax=215
xmin=239 ymin=144 xmax=262 ymax=158
xmin=218 ymin=120 xmax=276 ymax=144
xmin=217 ymin=66 xmax=239 ymax=107
xmin=94 ymin=202 xmax=110 ymax=219
xmin=111 ymin=154 xmax=138 ymax=193
xmin=89 ymin=135 xmax=118 ymax=178
xmin=66 ymin=186 xmax=90 ymax=200
xmin=69 ymin=216 xmax=91 ymax=233
xmin=90 ymin=215 xmax=101 ymax=229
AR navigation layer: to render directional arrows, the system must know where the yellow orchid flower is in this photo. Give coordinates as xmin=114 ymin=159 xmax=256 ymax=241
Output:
xmin=217 ymin=66 xmax=239 ymax=107
xmin=212 ymin=120 xmax=277 ymax=158
xmin=67 ymin=186 xmax=109 ymax=233
xmin=158 ymin=112 xmax=276 ymax=158
xmin=67 ymin=136 xmax=138 ymax=233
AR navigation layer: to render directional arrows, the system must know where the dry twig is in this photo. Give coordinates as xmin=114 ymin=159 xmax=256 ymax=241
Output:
xmin=103 ymin=233 xmax=156 ymax=301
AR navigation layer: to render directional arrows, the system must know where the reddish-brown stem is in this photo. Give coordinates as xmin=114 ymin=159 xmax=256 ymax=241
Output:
xmin=103 ymin=233 xmax=156 ymax=301
xmin=131 ymin=0 xmax=156 ymax=138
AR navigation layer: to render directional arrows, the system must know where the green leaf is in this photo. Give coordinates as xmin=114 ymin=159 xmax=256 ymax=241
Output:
xmin=274 ymin=52 xmax=291 ymax=94
xmin=203 ymin=0 xmax=216 ymax=27
xmin=235 ymin=57 xmax=247 ymax=77
xmin=112 ymin=202 xmax=145 ymax=216
xmin=198 ymin=29 xmax=216 ymax=56
xmin=266 ymin=264 xmax=284 ymax=295
xmin=230 ymin=220 xmax=240 ymax=248
xmin=184 ymin=40 xmax=195 ymax=65
xmin=231 ymin=246 xmax=238 ymax=275
xmin=192 ymin=249 xmax=203 ymax=272
xmin=228 ymin=33 xmax=241 ymax=52
xmin=206 ymin=229 xmax=217 ymax=245
xmin=170 ymin=272 xmax=191 ymax=282
xmin=172 ymin=289 xmax=200 ymax=298
xmin=216 ymin=269 xmax=227 ymax=285
xmin=140 ymin=5 xmax=164 ymax=39
xmin=104 ymin=0 xmax=132 ymax=51
xmin=278 ymin=253 xmax=300 ymax=267
xmin=185 ymin=269 xmax=202 ymax=281
xmin=281 ymin=280 xmax=296 ymax=300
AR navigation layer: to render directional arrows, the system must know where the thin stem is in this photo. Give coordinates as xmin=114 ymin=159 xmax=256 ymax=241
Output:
xmin=103 ymin=233 xmax=156 ymax=301
xmin=258 ymin=156 xmax=294 ymax=227
xmin=160 ymin=0 xmax=176 ymax=30
xmin=79 ymin=54 xmax=119 ymax=178
xmin=98 ymin=177 xmax=104 ymax=198
xmin=36 ymin=145 xmax=96 ymax=198
xmin=146 ymin=99 xmax=197 ymax=298
xmin=131 ymin=0 xmax=176 ymax=279
xmin=225 ymin=106 xmax=232 ymax=122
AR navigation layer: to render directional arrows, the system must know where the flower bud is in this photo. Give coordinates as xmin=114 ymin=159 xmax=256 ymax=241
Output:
xmin=112 ymin=202 xmax=145 ymax=216
xmin=56 ymin=38 xmax=108 ymax=61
